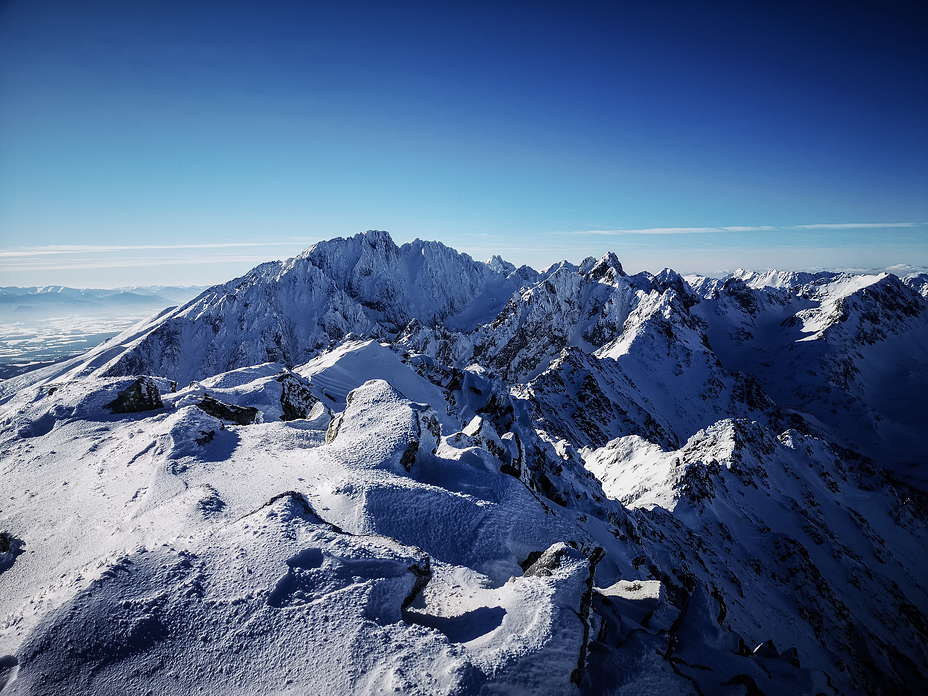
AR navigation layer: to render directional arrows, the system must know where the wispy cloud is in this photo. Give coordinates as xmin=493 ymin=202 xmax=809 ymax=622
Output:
xmin=0 ymin=255 xmax=282 ymax=272
xmin=885 ymin=263 xmax=928 ymax=274
xmin=573 ymin=225 xmax=779 ymax=236
xmin=0 ymin=241 xmax=317 ymax=258
xmin=571 ymin=222 xmax=923 ymax=236
xmin=791 ymin=222 xmax=920 ymax=230
xmin=576 ymin=227 xmax=723 ymax=236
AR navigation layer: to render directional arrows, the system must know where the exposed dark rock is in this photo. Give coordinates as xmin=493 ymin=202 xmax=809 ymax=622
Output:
xmin=461 ymin=416 xmax=507 ymax=460
xmin=585 ymin=251 xmax=624 ymax=283
xmin=475 ymin=393 xmax=515 ymax=433
xmin=399 ymin=406 xmax=441 ymax=472
xmin=571 ymin=546 xmax=605 ymax=685
xmin=0 ymin=533 xmax=13 ymax=553
xmin=277 ymin=372 xmax=317 ymax=421
xmin=104 ymin=377 xmax=163 ymax=414
xmin=0 ymin=532 xmax=25 ymax=573
xmin=523 ymin=544 xmax=571 ymax=578
xmin=402 ymin=556 xmax=432 ymax=609
xmin=195 ymin=394 xmax=259 ymax=425
xmin=195 ymin=430 xmax=215 ymax=446
xmin=324 ymin=412 xmax=344 ymax=444
xmin=537 ymin=473 xmax=568 ymax=507
xmin=720 ymin=277 xmax=759 ymax=315
xmin=519 ymin=551 xmax=544 ymax=573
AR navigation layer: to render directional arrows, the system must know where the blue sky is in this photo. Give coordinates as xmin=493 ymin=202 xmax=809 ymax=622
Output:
xmin=1 ymin=0 xmax=926 ymax=287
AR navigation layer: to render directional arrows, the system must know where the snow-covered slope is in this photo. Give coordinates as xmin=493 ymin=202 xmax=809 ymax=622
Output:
xmin=587 ymin=419 xmax=928 ymax=693
xmin=692 ymin=271 xmax=928 ymax=477
xmin=1 ymin=232 xmax=926 ymax=695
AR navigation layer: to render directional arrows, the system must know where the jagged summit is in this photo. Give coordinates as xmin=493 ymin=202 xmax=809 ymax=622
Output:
xmin=586 ymin=251 xmax=625 ymax=281
xmin=42 ymin=230 xmax=530 ymax=386
xmin=485 ymin=254 xmax=517 ymax=275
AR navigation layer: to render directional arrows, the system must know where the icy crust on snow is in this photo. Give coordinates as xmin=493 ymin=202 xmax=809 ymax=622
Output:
xmin=2 ymin=233 xmax=928 ymax=694
xmin=8 ymin=496 xmax=450 ymax=695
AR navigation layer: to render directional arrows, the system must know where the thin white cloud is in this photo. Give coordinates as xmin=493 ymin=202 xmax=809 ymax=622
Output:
xmin=0 ymin=241 xmax=318 ymax=258
xmin=574 ymin=227 xmax=723 ymax=236
xmin=884 ymin=263 xmax=928 ymax=275
xmin=792 ymin=222 xmax=920 ymax=230
xmin=0 ymin=256 xmax=282 ymax=272
xmin=571 ymin=222 xmax=923 ymax=236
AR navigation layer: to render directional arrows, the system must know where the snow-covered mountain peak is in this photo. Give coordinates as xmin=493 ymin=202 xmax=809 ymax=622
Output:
xmin=485 ymin=254 xmax=516 ymax=275
xmin=577 ymin=256 xmax=598 ymax=275
xmin=903 ymin=271 xmax=928 ymax=295
xmin=539 ymin=259 xmax=579 ymax=277
xmin=584 ymin=251 xmax=625 ymax=283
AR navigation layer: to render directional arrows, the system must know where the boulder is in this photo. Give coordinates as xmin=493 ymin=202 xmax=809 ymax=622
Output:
xmin=195 ymin=394 xmax=260 ymax=425
xmin=277 ymin=372 xmax=317 ymax=421
xmin=104 ymin=377 xmax=163 ymax=414
xmin=0 ymin=532 xmax=25 ymax=573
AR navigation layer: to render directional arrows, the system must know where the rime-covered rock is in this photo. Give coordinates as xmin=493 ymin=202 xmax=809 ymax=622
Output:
xmin=103 ymin=376 xmax=164 ymax=413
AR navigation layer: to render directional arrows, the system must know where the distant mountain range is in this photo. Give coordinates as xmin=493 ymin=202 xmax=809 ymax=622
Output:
xmin=0 ymin=230 xmax=925 ymax=695
xmin=0 ymin=285 xmax=207 ymax=314
xmin=0 ymin=285 xmax=208 ymax=380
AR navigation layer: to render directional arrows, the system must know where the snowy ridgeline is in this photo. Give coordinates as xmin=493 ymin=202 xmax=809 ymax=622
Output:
xmin=1 ymin=230 xmax=927 ymax=695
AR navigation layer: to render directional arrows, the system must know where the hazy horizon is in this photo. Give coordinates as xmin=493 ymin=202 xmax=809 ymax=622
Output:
xmin=2 ymin=232 xmax=928 ymax=290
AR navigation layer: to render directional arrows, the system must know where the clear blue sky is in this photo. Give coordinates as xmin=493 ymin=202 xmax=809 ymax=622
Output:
xmin=1 ymin=0 xmax=926 ymax=287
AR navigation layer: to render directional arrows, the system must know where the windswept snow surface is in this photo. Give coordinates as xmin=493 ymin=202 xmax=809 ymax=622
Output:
xmin=1 ymin=231 xmax=927 ymax=695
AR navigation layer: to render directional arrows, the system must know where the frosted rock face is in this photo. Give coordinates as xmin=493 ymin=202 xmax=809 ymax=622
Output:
xmin=276 ymin=372 xmax=316 ymax=421
xmin=103 ymin=376 xmax=164 ymax=414
xmin=194 ymin=394 xmax=260 ymax=425
xmin=2 ymin=232 xmax=927 ymax=695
